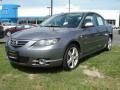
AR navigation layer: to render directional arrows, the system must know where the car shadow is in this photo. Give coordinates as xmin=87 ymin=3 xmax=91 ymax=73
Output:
xmin=0 ymin=42 xmax=5 ymax=44
xmin=79 ymin=50 xmax=106 ymax=64
xmin=11 ymin=50 xmax=106 ymax=74
xmin=11 ymin=63 xmax=63 ymax=74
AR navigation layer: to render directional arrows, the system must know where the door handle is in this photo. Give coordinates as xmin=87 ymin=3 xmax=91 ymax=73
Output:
xmin=104 ymin=33 xmax=108 ymax=36
xmin=80 ymin=35 xmax=83 ymax=38
xmin=80 ymin=35 xmax=88 ymax=39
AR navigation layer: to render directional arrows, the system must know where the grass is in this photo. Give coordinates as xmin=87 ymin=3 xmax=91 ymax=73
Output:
xmin=0 ymin=44 xmax=120 ymax=90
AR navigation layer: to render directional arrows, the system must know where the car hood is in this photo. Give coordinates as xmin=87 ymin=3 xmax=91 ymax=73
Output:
xmin=12 ymin=27 xmax=76 ymax=40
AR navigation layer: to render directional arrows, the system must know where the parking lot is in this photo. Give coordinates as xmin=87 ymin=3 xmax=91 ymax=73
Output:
xmin=0 ymin=29 xmax=120 ymax=45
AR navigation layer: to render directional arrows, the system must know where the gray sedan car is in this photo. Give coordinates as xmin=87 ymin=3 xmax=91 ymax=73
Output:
xmin=6 ymin=12 xmax=113 ymax=70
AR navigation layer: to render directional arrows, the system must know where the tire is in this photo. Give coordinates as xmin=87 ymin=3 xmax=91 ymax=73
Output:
xmin=6 ymin=31 xmax=11 ymax=37
xmin=63 ymin=44 xmax=80 ymax=70
xmin=105 ymin=37 xmax=112 ymax=51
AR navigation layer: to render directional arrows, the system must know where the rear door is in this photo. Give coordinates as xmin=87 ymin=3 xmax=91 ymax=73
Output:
xmin=95 ymin=14 xmax=108 ymax=48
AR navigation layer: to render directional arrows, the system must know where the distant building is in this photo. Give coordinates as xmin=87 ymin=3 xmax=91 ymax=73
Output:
xmin=18 ymin=7 xmax=120 ymax=27
xmin=17 ymin=16 xmax=47 ymax=25
xmin=0 ymin=4 xmax=120 ymax=27
xmin=0 ymin=4 xmax=20 ymax=23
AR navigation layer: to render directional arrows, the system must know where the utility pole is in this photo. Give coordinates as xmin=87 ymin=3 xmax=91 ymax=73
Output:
xmin=69 ymin=0 xmax=70 ymax=13
xmin=47 ymin=7 xmax=51 ymax=16
xmin=51 ymin=0 xmax=53 ymax=16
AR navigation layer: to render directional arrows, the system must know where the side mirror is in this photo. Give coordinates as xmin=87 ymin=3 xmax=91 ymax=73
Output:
xmin=83 ymin=22 xmax=94 ymax=28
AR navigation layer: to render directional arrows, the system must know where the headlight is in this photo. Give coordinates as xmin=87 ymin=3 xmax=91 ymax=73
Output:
xmin=33 ymin=38 xmax=60 ymax=46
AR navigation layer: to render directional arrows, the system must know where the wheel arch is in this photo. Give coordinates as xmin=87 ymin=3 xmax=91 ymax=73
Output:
xmin=62 ymin=40 xmax=81 ymax=70
xmin=64 ymin=40 xmax=81 ymax=53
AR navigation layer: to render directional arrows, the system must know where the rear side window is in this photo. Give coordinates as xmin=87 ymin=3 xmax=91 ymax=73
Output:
xmin=96 ymin=16 xmax=104 ymax=26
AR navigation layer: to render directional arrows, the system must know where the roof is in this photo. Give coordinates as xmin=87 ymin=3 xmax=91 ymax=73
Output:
xmin=0 ymin=4 xmax=20 ymax=7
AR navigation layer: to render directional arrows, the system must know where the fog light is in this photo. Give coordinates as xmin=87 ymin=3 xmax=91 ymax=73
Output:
xmin=39 ymin=59 xmax=46 ymax=65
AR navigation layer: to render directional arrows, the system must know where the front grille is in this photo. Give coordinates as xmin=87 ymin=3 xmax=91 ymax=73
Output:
xmin=10 ymin=39 xmax=29 ymax=48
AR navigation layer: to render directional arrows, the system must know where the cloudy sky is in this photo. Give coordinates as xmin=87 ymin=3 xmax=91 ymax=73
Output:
xmin=1 ymin=0 xmax=120 ymax=9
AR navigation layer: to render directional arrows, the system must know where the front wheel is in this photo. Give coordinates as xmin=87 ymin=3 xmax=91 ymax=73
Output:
xmin=105 ymin=38 xmax=112 ymax=51
xmin=63 ymin=44 xmax=80 ymax=70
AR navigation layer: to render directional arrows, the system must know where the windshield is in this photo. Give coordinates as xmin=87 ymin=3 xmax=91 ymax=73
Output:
xmin=41 ymin=13 xmax=83 ymax=28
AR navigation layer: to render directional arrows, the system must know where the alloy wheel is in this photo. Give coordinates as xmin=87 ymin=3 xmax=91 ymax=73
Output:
xmin=66 ymin=47 xmax=79 ymax=69
xmin=107 ymin=38 xmax=112 ymax=50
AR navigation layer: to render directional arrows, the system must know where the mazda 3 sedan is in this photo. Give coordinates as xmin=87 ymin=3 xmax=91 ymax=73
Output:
xmin=6 ymin=12 xmax=113 ymax=70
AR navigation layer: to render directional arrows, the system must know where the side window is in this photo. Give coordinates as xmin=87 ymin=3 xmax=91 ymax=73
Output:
xmin=96 ymin=16 xmax=104 ymax=26
xmin=84 ymin=15 xmax=95 ymax=25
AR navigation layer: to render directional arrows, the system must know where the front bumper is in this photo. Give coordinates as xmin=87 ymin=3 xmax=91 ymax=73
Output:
xmin=5 ymin=40 xmax=64 ymax=67
xmin=8 ymin=56 xmax=63 ymax=67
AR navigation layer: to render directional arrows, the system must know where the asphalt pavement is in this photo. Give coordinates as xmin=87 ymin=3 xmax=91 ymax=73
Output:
xmin=0 ymin=30 xmax=120 ymax=45
xmin=113 ymin=29 xmax=120 ymax=45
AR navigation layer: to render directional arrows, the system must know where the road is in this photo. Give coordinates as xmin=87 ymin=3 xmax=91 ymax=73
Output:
xmin=113 ymin=29 xmax=120 ymax=45
xmin=0 ymin=30 xmax=120 ymax=45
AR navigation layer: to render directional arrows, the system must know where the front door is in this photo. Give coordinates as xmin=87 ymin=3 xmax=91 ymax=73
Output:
xmin=79 ymin=14 xmax=99 ymax=54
